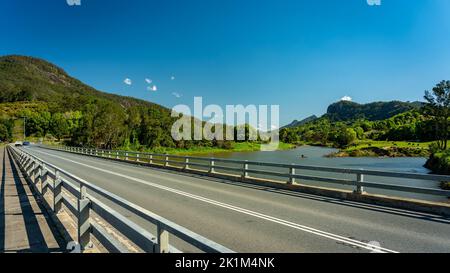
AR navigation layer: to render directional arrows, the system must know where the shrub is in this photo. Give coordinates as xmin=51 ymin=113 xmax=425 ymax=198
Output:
xmin=441 ymin=181 xmax=450 ymax=190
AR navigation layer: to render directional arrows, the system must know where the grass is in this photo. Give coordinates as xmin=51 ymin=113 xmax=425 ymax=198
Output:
xmin=328 ymin=140 xmax=433 ymax=158
xmin=127 ymin=142 xmax=295 ymax=156
xmin=345 ymin=140 xmax=433 ymax=151
xmin=20 ymin=138 xmax=296 ymax=156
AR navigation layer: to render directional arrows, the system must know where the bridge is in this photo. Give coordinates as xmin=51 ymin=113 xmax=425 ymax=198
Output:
xmin=2 ymin=144 xmax=450 ymax=253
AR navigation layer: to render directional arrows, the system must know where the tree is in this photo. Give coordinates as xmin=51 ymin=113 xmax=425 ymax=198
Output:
xmin=0 ymin=124 xmax=9 ymax=141
xmin=424 ymin=80 xmax=450 ymax=150
xmin=336 ymin=128 xmax=357 ymax=147
xmin=354 ymin=126 xmax=365 ymax=140
xmin=51 ymin=113 xmax=70 ymax=140
xmin=71 ymin=100 xmax=126 ymax=148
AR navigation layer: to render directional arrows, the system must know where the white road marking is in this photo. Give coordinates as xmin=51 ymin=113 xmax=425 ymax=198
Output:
xmin=31 ymin=148 xmax=399 ymax=253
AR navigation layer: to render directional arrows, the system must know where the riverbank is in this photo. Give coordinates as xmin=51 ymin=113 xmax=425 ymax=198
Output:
xmin=128 ymin=142 xmax=296 ymax=156
xmin=326 ymin=141 xmax=431 ymax=158
xmin=37 ymin=139 xmax=296 ymax=156
xmin=424 ymin=150 xmax=450 ymax=175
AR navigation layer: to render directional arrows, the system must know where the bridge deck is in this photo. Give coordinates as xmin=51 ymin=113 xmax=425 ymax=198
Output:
xmin=22 ymin=146 xmax=450 ymax=253
xmin=0 ymin=147 xmax=65 ymax=253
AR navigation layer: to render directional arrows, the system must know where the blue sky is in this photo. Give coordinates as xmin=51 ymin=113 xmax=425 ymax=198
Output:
xmin=1 ymin=0 xmax=450 ymax=125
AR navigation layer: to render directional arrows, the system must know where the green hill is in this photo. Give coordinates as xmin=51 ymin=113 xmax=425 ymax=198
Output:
xmin=0 ymin=55 xmax=168 ymax=113
xmin=0 ymin=55 xmax=178 ymax=148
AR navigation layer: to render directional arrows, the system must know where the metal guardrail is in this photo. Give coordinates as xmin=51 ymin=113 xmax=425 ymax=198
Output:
xmin=50 ymin=145 xmax=450 ymax=198
xmin=7 ymin=145 xmax=234 ymax=253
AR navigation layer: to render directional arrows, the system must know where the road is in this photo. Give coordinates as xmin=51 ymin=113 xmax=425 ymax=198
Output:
xmin=21 ymin=146 xmax=450 ymax=253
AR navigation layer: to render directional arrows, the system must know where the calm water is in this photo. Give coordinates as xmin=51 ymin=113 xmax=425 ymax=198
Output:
xmin=194 ymin=146 xmax=448 ymax=203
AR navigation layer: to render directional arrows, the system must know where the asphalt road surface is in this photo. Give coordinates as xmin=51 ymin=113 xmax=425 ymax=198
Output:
xmin=21 ymin=146 xmax=450 ymax=253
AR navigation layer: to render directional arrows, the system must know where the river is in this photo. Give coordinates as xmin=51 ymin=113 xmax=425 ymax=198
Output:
xmin=195 ymin=146 xmax=447 ymax=203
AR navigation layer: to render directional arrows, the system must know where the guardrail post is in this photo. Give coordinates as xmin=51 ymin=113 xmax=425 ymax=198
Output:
xmin=27 ymin=159 xmax=33 ymax=176
xmin=242 ymin=161 xmax=249 ymax=179
xmin=355 ymin=173 xmax=365 ymax=194
xmin=209 ymin=159 xmax=215 ymax=173
xmin=116 ymin=151 xmax=119 ymax=159
xmin=149 ymin=154 xmax=153 ymax=164
xmin=31 ymin=161 xmax=37 ymax=184
xmin=165 ymin=155 xmax=169 ymax=167
xmin=288 ymin=165 xmax=295 ymax=185
xmin=53 ymin=170 xmax=63 ymax=213
xmin=101 ymin=150 xmax=104 ymax=157
xmin=78 ymin=185 xmax=92 ymax=250
xmin=136 ymin=153 xmax=140 ymax=162
xmin=108 ymin=151 xmax=111 ymax=158
xmin=41 ymin=164 xmax=48 ymax=195
xmin=125 ymin=152 xmax=129 ymax=161
xmin=155 ymin=223 xmax=169 ymax=253
xmin=95 ymin=149 xmax=98 ymax=156
xmin=184 ymin=158 xmax=189 ymax=170
xmin=35 ymin=164 xmax=43 ymax=193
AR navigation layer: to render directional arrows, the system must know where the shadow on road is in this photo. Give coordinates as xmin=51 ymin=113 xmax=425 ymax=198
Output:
xmin=0 ymin=149 xmax=6 ymax=251
xmin=0 ymin=147 xmax=64 ymax=253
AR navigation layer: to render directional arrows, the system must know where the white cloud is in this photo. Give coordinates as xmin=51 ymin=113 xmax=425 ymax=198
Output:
xmin=147 ymin=85 xmax=158 ymax=92
xmin=124 ymin=78 xmax=132 ymax=85
xmin=340 ymin=96 xmax=352 ymax=102
xmin=172 ymin=92 xmax=182 ymax=98
xmin=171 ymin=76 xmax=176 ymax=81
xmin=145 ymin=78 xmax=152 ymax=84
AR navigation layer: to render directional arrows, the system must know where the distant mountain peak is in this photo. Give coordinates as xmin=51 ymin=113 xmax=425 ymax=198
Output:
xmin=282 ymin=115 xmax=318 ymax=129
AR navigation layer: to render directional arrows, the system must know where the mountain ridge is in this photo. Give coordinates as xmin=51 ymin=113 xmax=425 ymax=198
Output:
xmin=0 ymin=55 xmax=168 ymax=113
xmin=325 ymin=100 xmax=422 ymax=121
xmin=282 ymin=115 xmax=318 ymax=129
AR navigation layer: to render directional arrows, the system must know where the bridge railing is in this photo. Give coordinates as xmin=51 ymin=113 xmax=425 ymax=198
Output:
xmin=49 ymin=145 xmax=450 ymax=199
xmin=7 ymin=145 xmax=234 ymax=254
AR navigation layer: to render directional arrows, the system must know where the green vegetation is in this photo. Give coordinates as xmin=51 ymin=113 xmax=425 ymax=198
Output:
xmin=280 ymin=82 xmax=450 ymax=159
xmin=280 ymin=109 xmax=436 ymax=153
xmin=122 ymin=141 xmax=295 ymax=156
xmin=421 ymin=81 xmax=450 ymax=178
xmin=425 ymin=149 xmax=450 ymax=174
xmin=0 ymin=55 xmax=288 ymax=155
xmin=423 ymin=81 xmax=450 ymax=150
xmin=328 ymin=140 xmax=432 ymax=158
xmin=441 ymin=182 xmax=450 ymax=191
xmin=0 ymin=117 xmax=14 ymax=142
